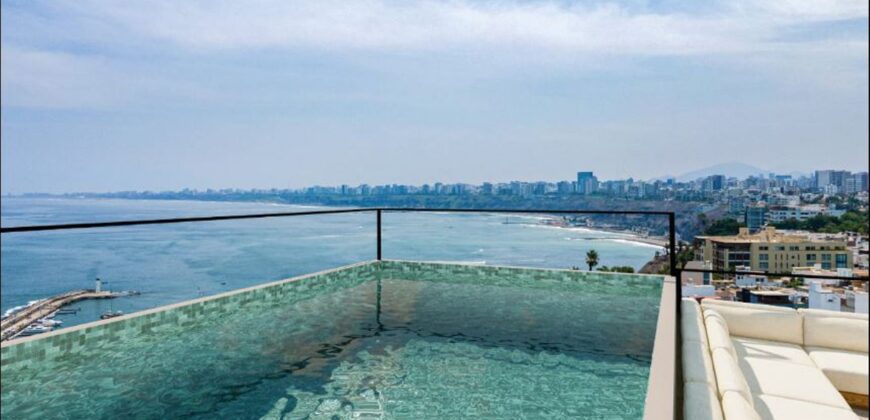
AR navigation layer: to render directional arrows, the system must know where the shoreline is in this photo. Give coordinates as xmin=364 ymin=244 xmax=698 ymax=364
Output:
xmin=582 ymin=226 xmax=669 ymax=248
xmin=529 ymin=216 xmax=669 ymax=248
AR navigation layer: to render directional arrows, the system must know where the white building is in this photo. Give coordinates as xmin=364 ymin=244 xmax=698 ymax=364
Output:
xmin=846 ymin=290 xmax=869 ymax=314
xmin=734 ymin=266 xmax=780 ymax=287
xmin=808 ymin=281 xmax=841 ymax=312
xmin=792 ymin=265 xmax=849 ymax=286
xmin=765 ymin=204 xmax=843 ymax=223
xmin=682 ymin=284 xmax=716 ymax=297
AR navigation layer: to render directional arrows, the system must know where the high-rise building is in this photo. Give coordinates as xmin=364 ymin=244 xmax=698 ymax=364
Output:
xmin=576 ymin=172 xmax=598 ymax=194
xmin=844 ymin=172 xmax=869 ymax=194
xmin=815 ymin=170 xmax=851 ymax=191
xmin=703 ymin=175 xmax=725 ymax=191
xmin=480 ymin=182 xmax=494 ymax=195
xmin=744 ymin=205 xmax=767 ymax=233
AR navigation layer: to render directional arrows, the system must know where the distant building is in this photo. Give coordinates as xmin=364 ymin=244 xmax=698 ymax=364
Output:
xmin=576 ymin=172 xmax=598 ymax=195
xmin=729 ymin=198 xmax=747 ymax=215
xmin=766 ymin=204 xmax=831 ymax=223
xmin=682 ymin=260 xmax=712 ymax=285
xmin=740 ymin=289 xmax=793 ymax=306
xmin=791 ymin=265 xmax=852 ymax=286
xmin=697 ymin=227 xmax=852 ymax=273
xmin=682 ymin=284 xmax=716 ymax=298
xmin=744 ymin=205 xmax=767 ymax=233
xmin=808 ymin=281 xmax=841 ymax=312
xmin=733 ymin=266 xmax=779 ymax=287
xmin=844 ymin=172 xmax=869 ymax=194
xmin=703 ymin=175 xmax=725 ymax=191
xmin=848 ymin=290 xmax=868 ymax=314
xmin=815 ymin=170 xmax=851 ymax=192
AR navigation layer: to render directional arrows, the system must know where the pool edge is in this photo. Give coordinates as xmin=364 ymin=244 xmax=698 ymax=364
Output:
xmin=1 ymin=260 xmax=380 ymax=349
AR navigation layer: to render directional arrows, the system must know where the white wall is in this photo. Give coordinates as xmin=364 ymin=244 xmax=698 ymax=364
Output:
xmin=808 ymin=282 xmax=841 ymax=312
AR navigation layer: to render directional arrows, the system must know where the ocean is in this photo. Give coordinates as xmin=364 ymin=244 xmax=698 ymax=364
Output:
xmin=0 ymin=197 xmax=659 ymax=327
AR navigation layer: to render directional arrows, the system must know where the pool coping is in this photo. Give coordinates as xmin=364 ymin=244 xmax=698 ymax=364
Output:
xmin=643 ymin=275 xmax=678 ymax=420
xmin=2 ymin=260 xmax=666 ymax=350
xmin=1 ymin=259 xmax=380 ymax=349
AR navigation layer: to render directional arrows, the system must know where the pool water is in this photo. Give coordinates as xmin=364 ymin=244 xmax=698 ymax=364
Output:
xmin=1 ymin=263 xmax=662 ymax=419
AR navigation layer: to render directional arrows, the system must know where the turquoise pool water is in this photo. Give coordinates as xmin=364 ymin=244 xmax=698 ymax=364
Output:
xmin=1 ymin=262 xmax=662 ymax=419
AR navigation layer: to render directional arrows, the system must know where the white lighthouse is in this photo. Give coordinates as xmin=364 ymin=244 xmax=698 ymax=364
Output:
xmin=95 ymin=278 xmax=102 ymax=293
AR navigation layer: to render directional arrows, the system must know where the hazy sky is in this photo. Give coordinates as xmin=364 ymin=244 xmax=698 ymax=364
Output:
xmin=1 ymin=0 xmax=868 ymax=193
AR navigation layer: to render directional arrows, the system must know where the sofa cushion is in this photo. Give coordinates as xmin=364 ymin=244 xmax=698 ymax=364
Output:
xmin=805 ymin=346 xmax=870 ymax=395
xmin=738 ymin=357 xmax=850 ymax=409
xmin=711 ymin=348 xmax=754 ymax=406
xmin=684 ymin=381 xmax=724 ymax=420
xmin=682 ymin=298 xmax=708 ymax=345
xmin=721 ymin=391 xmax=761 ymax=420
xmin=731 ymin=337 xmax=815 ymax=367
xmin=701 ymin=300 xmax=803 ymax=345
xmin=684 ymin=340 xmax=717 ymax=386
xmin=705 ymin=310 xmax=737 ymax=358
xmin=799 ymin=309 xmax=869 ymax=353
xmin=753 ymin=395 xmax=859 ymax=420
xmin=704 ymin=309 xmax=730 ymax=334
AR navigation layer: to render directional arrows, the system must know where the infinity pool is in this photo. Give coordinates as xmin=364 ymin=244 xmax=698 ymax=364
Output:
xmin=1 ymin=261 xmax=663 ymax=419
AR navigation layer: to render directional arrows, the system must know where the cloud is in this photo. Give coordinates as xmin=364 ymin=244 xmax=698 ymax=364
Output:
xmin=0 ymin=46 xmax=122 ymax=108
xmin=1 ymin=0 xmax=866 ymax=109
xmin=12 ymin=0 xmax=869 ymax=55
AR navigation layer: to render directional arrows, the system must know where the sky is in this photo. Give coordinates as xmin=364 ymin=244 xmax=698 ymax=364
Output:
xmin=1 ymin=0 xmax=868 ymax=193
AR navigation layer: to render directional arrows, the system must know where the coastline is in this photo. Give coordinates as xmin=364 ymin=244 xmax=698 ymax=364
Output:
xmin=3 ymin=196 xmax=669 ymax=248
xmin=582 ymin=226 xmax=669 ymax=249
xmin=530 ymin=215 xmax=669 ymax=249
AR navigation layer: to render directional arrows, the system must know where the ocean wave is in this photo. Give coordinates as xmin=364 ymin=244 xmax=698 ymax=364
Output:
xmin=607 ymin=238 xmax=664 ymax=249
xmin=521 ymin=223 xmax=631 ymax=237
xmin=2 ymin=299 xmax=45 ymax=318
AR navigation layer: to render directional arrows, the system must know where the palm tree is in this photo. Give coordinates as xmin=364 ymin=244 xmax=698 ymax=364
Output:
xmin=586 ymin=249 xmax=599 ymax=271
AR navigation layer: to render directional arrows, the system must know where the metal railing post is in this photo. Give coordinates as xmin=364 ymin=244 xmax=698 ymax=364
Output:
xmin=675 ymin=267 xmax=682 ymax=420
xmin=668 ymin=213 xmax=677 ymax=278
xmin=376 ymin=209 xmax=382 ymax=261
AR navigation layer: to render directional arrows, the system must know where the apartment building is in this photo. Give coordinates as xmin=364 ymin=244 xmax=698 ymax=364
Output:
xmin=697 ymin=227 xmax=852 ymax=272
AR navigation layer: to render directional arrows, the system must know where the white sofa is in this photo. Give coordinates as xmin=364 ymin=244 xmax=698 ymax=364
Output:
xmin=682 ymin=298 xmax=869 ymax=420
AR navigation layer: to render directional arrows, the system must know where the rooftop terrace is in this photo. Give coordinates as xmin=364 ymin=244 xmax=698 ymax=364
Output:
xmin=1 ymin=207 xmax=866 ymax=419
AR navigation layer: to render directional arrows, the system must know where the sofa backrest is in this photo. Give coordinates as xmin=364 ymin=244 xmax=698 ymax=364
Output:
xmin=798 ymin=308 xmax=869 ymax=353
xmin=700 ymin=299 xmax=803 ymax=345
xmin=682 ymin=298 xmax=724 ymax=420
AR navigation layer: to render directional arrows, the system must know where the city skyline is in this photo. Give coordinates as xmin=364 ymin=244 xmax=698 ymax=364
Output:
xmin=10 ymin=167 xmax=866 ymax=197
xmin=2 ymin=0 xmax=868 ymax=193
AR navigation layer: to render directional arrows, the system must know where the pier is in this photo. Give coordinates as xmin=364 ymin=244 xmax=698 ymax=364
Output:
xmin=1 ymin=290 xmax=122 ymax=342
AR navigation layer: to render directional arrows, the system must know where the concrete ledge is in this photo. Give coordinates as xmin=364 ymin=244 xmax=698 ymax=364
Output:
xmin=644 ymin=276 xmax=678 ymax=420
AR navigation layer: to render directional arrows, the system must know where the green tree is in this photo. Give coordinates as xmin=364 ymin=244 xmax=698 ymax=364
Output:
xmin=704 ymin=218 xmax=744 ymax=236
xmin=771 ymin=211 xmax=868 ymax=235
xmin=598 ymin=265 xmax=635 ymax=273
xmin=586 ymin=249 xmax=599 ymax=271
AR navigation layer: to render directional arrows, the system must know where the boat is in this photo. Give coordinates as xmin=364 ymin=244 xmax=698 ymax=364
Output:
xmin=39 ymin=319 xmax=63 ymax=327
xmin=100 ymin=311 xmax=124 ymax=320
xmin=19 ymin=325 xmax=52 ymax=336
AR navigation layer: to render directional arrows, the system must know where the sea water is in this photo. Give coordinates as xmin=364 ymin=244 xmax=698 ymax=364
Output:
xmin=1 ymin=198 xmax=658 ymax=327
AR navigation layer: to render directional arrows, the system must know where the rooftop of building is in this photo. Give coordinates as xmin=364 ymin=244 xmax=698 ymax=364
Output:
xmin=698 ymin=226 xmax=848 ymax=245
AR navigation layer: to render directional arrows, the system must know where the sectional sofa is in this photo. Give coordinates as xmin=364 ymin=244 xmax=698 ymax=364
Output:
xmin=682 ymin=298 xmax=869 ymax=420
